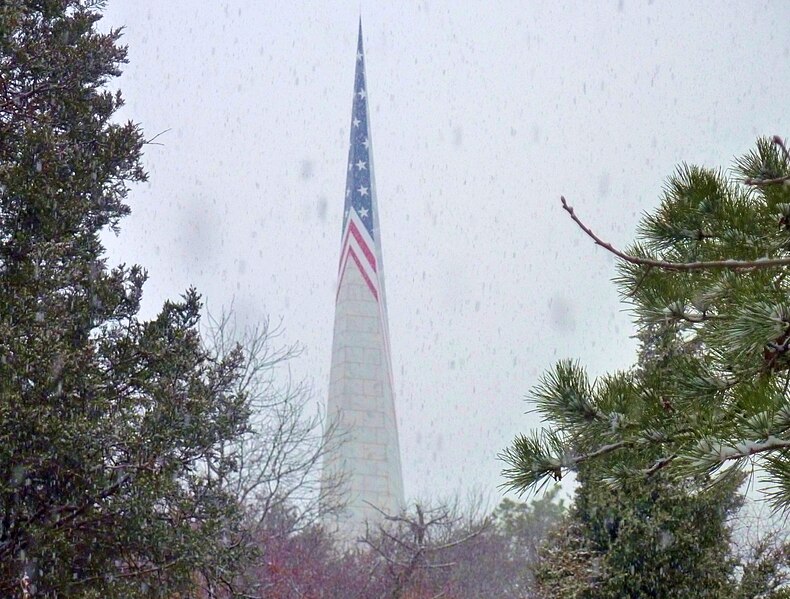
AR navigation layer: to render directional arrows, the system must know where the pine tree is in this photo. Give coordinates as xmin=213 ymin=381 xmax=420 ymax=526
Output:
xmin=501 ymin=135 xmax=790 ymax=507
xmin=0 ymin=2 xmax=250 ymax=596
xmin=534 ymin=466 xmax=743 ymax=598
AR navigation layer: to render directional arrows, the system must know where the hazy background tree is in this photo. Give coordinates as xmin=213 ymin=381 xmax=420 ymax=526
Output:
xmin=358 ymin=500 xmax=489 ymax=598
xmin=202 ymin=310 xmax=345 ymax=528
xmin=491 ymin=485 xmax=567 ymax=594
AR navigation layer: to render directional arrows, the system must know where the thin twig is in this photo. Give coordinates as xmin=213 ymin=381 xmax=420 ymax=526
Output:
xmin=144 ymin=128 xmax=171 ymax=146
xmin=774 ymin=135 xmax=790 ymax=163
xmin=561 ymin=196 xmax=790 ymax=271
xmin=627 ymin=265 xmax=653 ymax=297
xmin=643 ymin=455 xmax=675 ymax=477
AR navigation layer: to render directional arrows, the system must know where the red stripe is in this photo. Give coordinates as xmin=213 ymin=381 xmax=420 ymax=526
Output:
xmin=349 ymin=249 xmax=378 ymax=301
xmin=347 ymin=220 xmax=377 ymax=271
xmin=336 ymin=246 xmax=378 ymax=302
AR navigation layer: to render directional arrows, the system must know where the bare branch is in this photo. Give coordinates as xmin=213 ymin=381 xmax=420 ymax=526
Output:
xmin=774 ymin=135 xmax=790 ymax=163
xmin=144 ymin=128 xmax=171 ymax=146
xmin=745 ymin=175 xmax=790 ymax=186
xmin=359 ymin=499 xmax=490 ymax=598
xmin=561 ymin=196 xmax=790 ymax=271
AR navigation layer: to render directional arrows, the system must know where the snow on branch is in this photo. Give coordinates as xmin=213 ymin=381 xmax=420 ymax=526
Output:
xmin=745 ymin=175 xmax=790 ymax=187
xmin=573 ymin=440 xmax=633 ymax=464
xmin=708 ymin=436 xmax=790 ymax=464
xmin=560 ymin=197 xmax=790 ymax=272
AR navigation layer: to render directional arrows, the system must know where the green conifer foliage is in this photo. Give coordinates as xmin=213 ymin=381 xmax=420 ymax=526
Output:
xmin=0 ymin=2 xmax=249 ymax=595
xmin=534 ymin=466 xmax=744 ymax=598
xmin=502 ymin=136 xmax=790 ymax=506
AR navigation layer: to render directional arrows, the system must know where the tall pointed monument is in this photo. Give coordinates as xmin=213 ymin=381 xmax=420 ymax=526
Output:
xmin=322 ymin=22 xmax=405 ymax=541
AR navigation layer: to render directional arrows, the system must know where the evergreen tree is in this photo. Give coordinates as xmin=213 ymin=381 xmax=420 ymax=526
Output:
xmin=521 ymin=322 xmax=745 ymax=598
xmin=0 ymin=2 xmax=250 ymax=596
xmin=534 ymin=467 xmax=743 ymax=598
xmin=501 ymin=136 xmax=790 ymax=508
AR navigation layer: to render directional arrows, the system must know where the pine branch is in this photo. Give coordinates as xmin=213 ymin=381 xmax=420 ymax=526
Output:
xmin=697 ymin=436 xmax=790 ymax=465
xmin=745 ymin=176 xmax=790 ymax=186
xmin=561 ymin=196 xmax=790 ymax=271
xmin=743 ymin=135 xmax=790 ymax=185
xmin=500 ymin=433 xmax=634 ymax=494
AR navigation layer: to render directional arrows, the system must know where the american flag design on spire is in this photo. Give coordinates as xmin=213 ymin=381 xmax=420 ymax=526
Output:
xmin=338 ymin=23 xmax=379 ymax=302
xmin=322 ymin=21 xmax=404 ymax=541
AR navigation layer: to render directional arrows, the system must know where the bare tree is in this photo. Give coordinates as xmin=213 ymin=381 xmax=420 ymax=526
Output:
xmin=195 ymin=309 xmax=347 ymax=598
xmin=202 ymin=309 xmax=345 ymax=532
xmin=228 ymin=491 xmax=566 ymax=598
xmin=728 ymin=501 xmax=790 ymax=599
xmin=360 ymin=499 xmax=490 ymax=599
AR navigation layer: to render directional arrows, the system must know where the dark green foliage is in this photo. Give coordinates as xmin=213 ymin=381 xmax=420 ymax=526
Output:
xmin=588 ymin=472 xmax=738 ymax=598
xmin=534 ymin=469 xmax=790 ymax=599
xmin=0 ymin=1 xmax=250 ymax=596
xmin=535 ymin=477 xmax=739 ymax=598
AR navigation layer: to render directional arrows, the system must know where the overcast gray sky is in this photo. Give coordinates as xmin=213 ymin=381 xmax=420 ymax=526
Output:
xmin=100 ymin=1 xmax=790 ymax=503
